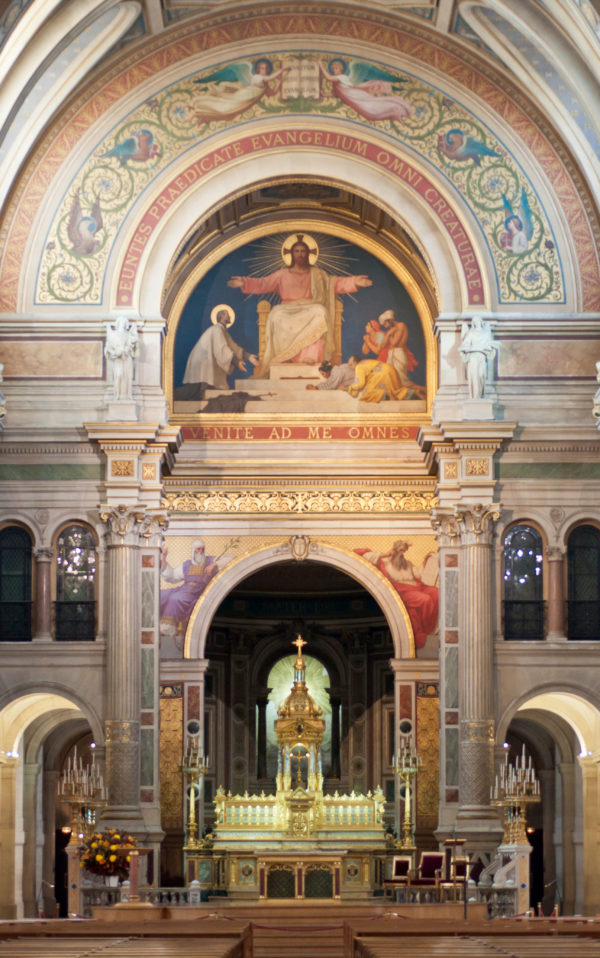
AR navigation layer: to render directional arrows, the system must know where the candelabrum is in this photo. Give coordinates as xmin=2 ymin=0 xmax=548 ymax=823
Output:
xmin=57 ymin=745 xmax=107 ymax=841
xmin=393 ymin=738 xmax=422 ymax=849
xmin=181 ymin=739 xmax=209 ymax=850
xmin=491 ymin=744 xmax=540 ymax=845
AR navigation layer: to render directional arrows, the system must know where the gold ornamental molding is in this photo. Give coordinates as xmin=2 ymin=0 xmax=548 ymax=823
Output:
xmin=162 ymin=480 xmax=437 ymax=516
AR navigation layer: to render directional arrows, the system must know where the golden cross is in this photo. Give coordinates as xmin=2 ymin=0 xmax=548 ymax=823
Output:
xmin=293 ymin=635 xmax=307 ymax=656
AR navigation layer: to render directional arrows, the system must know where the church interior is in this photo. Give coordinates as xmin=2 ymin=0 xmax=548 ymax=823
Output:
xmin=2 ymin=0 xmax=600 ymax=953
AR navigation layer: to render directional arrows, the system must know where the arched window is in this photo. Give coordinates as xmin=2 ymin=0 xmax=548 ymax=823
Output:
xmin=55 ymin=524 xmax=96 ymax=641
xmin=567 ymin=524 xmax=600 ymax=640
xmin=0 ymin=526 xmax=33 ymax=640
xmin=503 ymin=525 xmax=544 ymax=640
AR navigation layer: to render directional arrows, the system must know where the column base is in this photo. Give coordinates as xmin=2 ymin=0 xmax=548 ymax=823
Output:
xmin=101 ymin=805 xmax=146 ymax=824
xmin=454 ymin=805 xmax=504 ymax=855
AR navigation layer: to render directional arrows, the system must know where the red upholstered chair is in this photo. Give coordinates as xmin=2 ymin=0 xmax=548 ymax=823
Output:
xmin=409 ymin=851 xmax=445 ymax=900
xmin=383 ymin=856 xmax=413 ymax=898
xmin=440 ymin=857 xmax=471 ymax=901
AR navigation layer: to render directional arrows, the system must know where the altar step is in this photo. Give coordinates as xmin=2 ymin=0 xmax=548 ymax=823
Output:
xmin=250 ymin=920 xmax=344 ymax=957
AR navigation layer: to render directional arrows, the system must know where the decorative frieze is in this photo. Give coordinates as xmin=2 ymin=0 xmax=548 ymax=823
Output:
xmin=162 ymin=486 xmax=437 ymax=515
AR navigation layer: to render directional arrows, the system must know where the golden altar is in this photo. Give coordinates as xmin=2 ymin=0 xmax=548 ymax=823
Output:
xmin=186 ymin=637 xmax=388 ymax=900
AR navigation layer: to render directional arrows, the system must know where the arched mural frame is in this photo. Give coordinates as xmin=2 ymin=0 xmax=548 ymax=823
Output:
xmin=120 ymin=131 xmax=488 ymax=319
xmin=183 ymin=542 xmax=415 ymax=661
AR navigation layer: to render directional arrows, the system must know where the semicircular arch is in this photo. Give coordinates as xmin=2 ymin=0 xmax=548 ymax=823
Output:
xmin=184 ymin=543 xmax=414 ymax=661
xmin=498 ymin=687 xmax=600 ymax=756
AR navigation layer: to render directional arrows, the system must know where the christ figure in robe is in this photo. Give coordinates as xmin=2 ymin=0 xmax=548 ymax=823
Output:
xmin=227 ymin=234 xmax=372 ymax=377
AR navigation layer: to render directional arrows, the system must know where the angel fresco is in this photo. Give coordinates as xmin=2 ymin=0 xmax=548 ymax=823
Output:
xmin=500 ymin=189 xmax=534 ymax=254
xmin=318 ymin=58 xmax=412 ymax=122
xmin=190 ymin=58 xmax=290 ymax=124
xmin=67 ymin=190 xmax=103 ymax=256
xmin=437 ymin=128 xmax=501 ymax=165
xmin=100 ymin=129 xmax=161 ymax=167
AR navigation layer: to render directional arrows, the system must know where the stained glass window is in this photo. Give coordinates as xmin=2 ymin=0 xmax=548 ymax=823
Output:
xmin=0 ymin=526 xmax=32 ymax=640
xmin=55 ymin=524 xmax=96 ymax=640
xmin=503 ymin=525 xmax=544 ymax=640
xmin=567 ymin=525 xmax=600 ymax=640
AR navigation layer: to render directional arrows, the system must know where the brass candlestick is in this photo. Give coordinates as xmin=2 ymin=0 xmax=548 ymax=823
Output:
xmin=57 ymin=745 xmax=107 ymax=841
xmin=181 ymin=738 xmax=209 ymax=849
xmin=393 ymin=737 xmax=421 ymax=849
xmin=491 ymin=744 xmax=540 ymax=844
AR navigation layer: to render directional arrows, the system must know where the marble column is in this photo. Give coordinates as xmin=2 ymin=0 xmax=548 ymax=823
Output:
xmin=454 ymin=504 xmax=503 ymax=850
xmin=430 ymin=509 xmax=461 ymax=839
xmin=0 ymin=760 xmax=18 ymax=918
xmin=256 ymin=690 xmax=269 ymax=780
xmin=539 ymin=768 xmax=556 ymax=914
xmin=330 ymin=692 xmax=341 ymax=780
xmin=546 ymin=548 xmax=565 ymax=640
xmin=33 ymin=547 xmax=53 ymax=641
xmin=21 ymin=761 xmax=41 ymax=917
xmin=558 ymin=761 xmax=576 ymax=914
xmin=100 ymin=505 xmax=166 ymax=820
xmin=577 ymin=755 xmax=599 ymax=915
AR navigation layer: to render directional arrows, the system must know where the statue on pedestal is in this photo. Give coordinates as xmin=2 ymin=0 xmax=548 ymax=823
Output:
xmin=105 ymin=316 xmax=139 ymax=401
xmin=0 ymin=364 xmax=5 ymax=431
xmin=459 ymin=316 xmax=499 ymax=400
xmin=593 ymin=361 xmax=600 ymax=430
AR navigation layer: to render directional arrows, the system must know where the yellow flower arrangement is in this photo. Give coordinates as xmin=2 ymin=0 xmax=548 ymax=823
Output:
xmin=80 ymin=827 xmax=136 ymax=880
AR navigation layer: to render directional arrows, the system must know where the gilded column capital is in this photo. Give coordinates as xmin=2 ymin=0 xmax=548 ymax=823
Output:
xmin=430 ymin=507 xmax=462 ymax=546
xmin=100 ymin=504 xmax=166 ymax=546
xmin=139 ymin=508 xmax=169 ymax=547
xmin=453 ymin=503 xmax=501 ymax=545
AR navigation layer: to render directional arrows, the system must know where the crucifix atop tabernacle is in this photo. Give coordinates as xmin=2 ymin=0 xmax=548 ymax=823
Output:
xmin=293 ymin=634 xmax=307 ymax=684
xmin=294 ymin=635 xmax=306 ymax=656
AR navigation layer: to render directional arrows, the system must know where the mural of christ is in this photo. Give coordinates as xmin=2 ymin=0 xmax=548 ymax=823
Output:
xmin=227 ymin=232 xmax=372 ymax=377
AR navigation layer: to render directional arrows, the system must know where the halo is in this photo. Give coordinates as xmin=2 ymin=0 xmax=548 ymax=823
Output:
xmin=328 ymin=57 xmax=348 ymax=75
xmin=282 ymin=232 xmax=319 ymax=266
xmin=210 ymin=303 xmax=235 ymax=326
xmin=253 ymin=57 xmax=273 ymax=75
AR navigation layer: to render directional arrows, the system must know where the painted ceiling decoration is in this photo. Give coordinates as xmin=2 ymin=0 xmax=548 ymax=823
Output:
xmin=36 ymin=49 xmax=561 ymax=308
xmin=0 ymin=4 xmax=598 ymax=314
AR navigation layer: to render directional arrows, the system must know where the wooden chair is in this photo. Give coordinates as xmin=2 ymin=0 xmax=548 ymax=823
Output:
xmin=383 ymin=855 xmax=412 ymax=899
xmin=440 ymin=857 xmax=471 ymax=901
xmin=409 ymin=850 xmax=445 ymax=901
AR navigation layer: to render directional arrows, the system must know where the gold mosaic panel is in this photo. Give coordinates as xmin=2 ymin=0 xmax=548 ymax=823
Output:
xmin=416 ymin=694 xmax=439 ymax=831
xmin=160 ymin=694 xmax=183 ymax=830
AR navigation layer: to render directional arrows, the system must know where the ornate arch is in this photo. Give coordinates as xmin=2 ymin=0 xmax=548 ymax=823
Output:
xmin=183 ymin=542 xmax=415 ymax=661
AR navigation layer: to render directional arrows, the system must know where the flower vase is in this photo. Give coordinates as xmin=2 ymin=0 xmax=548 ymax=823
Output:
xmin=105 ymin=875 xmax=119 ymax=887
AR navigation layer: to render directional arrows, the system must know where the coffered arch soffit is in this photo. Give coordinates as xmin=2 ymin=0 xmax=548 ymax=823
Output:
xmin=2 ymin=7 xmax=596 ymax=316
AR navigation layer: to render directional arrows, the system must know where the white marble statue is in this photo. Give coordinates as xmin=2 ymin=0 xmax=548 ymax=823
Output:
xmin=105 ymin=316 xmax=139 ymax=401
xmin=593 ymin=361 xmax=600 ymax=429
xmin=459 ymin=315 xmax=499 ymax=400
xmin=0 ymin=363 xmax=5 ymax=431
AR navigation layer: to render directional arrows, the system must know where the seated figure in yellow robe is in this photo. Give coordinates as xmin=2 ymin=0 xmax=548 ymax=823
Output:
xmin=348 ymin=358 xmax=412 ymax=403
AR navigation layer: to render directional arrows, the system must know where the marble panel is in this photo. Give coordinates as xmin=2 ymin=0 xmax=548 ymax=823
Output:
xmin=445 ymin=647 xmax=458 ymax=709
xmin=141 ymin=569 xmax=155 ymax=629
xmin=445 ymin=727 xmax=459 ymax=787
xmin=1 ymin=340 xmax=103 ymax=377
xmin=141 ymin=647 xmax=154 ymax=709
xmin=141 ymin=727 xmax=154 ymax=787
xmin=445 ymin=568 xmax=459 ymax=629
xmin=499 ymin=340 xmax=600 ymax=378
